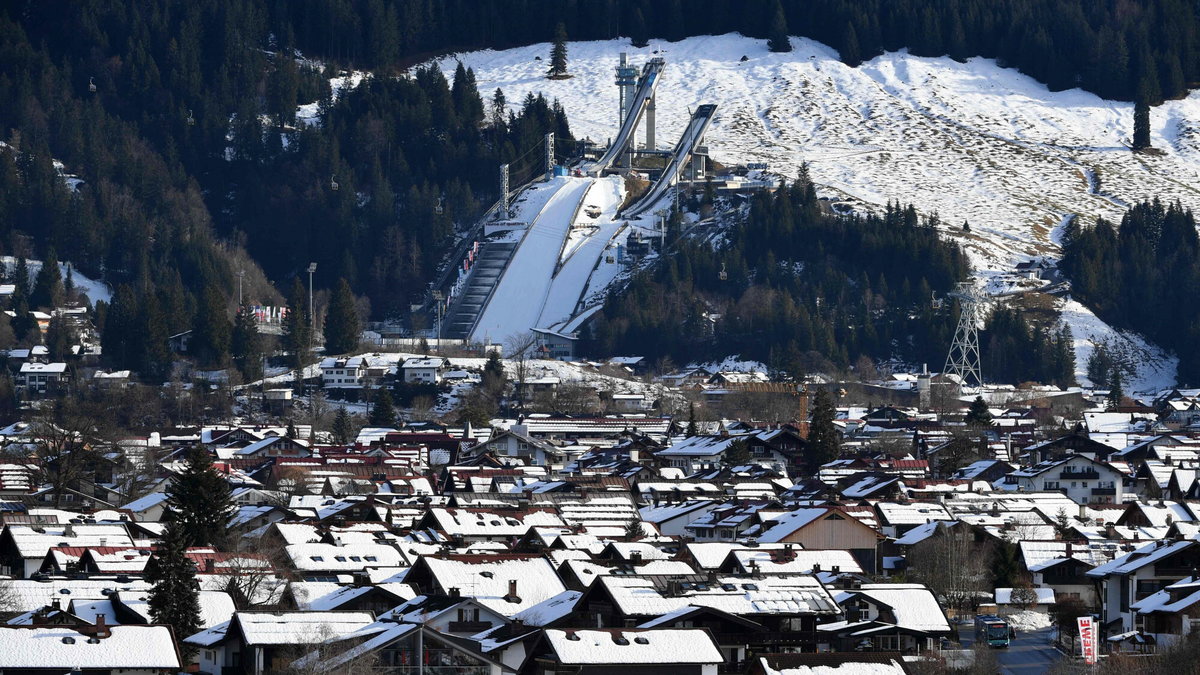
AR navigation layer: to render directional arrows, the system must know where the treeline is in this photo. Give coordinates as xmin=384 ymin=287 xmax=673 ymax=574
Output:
xmin=585 ymin=171 xmax=970 ymax=376
xmin=276 ymin=0 xmax=1200 ymax=102
xmin=1062 ymin=199 xmax=1200 ymax=383
xmin=1 ymin=1 xmax=572 ymax=344
xmin=983 ymin=307 xmax=1076 ymax=388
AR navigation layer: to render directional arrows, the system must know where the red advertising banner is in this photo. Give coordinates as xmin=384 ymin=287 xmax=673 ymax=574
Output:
xmin=1077 ymin=616 xmax=1097 ymax=664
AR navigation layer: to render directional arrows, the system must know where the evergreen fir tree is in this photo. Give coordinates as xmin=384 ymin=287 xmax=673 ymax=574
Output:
xmin=281 ymin=278 xmax=312 ymax=375
xmin=629 ymin=7 xmax=649 ymax=48
xmin=483 ymin=350 xmax=507 ymax=394
xmin=165 ymin=447 xmax=235 ymax=549
xmin=841 ymin=22 xmax=861 ymax=66
xmin=10 ymin=257 xmax=33 ymax=340
xmin=231 ymin=304 xmax=263 ymax=382
xmin=1132 ymin=96 xmax=1151 ymax=150
xmin=332 ymin=407 xmax=352 ymax=444
xmin=686 ymin=402 xmax=698 ymax=436
xmin=965 ymin=396 xmax=993 ymax=426
xmin=807 ymin=389 xmax=839 ymax=465
xmin=12 ymin=257 xmax=29 ymax=304
xmin=323 ymin=278 xmax=361 ymax=355
xmin=767 ymin=0 xmax=791 ymax=53
xmin=191 ymin=286 xmax=231 ymax=368
xmin=724 ymin=438 xmax=751 ymax=466
xmin=138 ymin=296 xmax=172 ymax=383
xmin=44 ymin=315 xmax=73 ymax=361
xmin=1107 ymin=370 xmax=1125 ymax=411
xmin=369 ymin=387 xmax=397 ymax=428
xmin=30 ymin=250 xmax=63 ymax=310
xmin=548 ymin=22 xmax=570 ymax=79
xmin=145 ymin=523 xmax=202 ymax=660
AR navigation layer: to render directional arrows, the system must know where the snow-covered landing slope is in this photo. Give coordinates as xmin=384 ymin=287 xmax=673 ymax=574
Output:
xmin=439 ymin=34 xmax=1197 ymax=392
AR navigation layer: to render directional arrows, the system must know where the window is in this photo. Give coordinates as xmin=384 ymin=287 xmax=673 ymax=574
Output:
xmin=1044 ymin=481 xmax=1059 ymax=489
xmin=458 ymin=607 xmax=479 ymax=623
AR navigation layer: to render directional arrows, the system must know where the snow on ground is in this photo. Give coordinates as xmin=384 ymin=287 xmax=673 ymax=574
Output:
xmin=471 ymin=176 xmax=593 ymax=343
xmin=690 ymin=357 xmax=770 ymax=374
xmin=539 ymin=175 xmax=626 ymax=328
xmin=1057 ymin=298 xmax=1177 ymax=394
xmin=1 ymin=256 xmax=111 ymax=306
xmin=296 ymin=71 xmax=368 ymax=128
xmin=440 ymin=33 xmax=1196 ymax=389
xmin=1005 ymin=610 xmax=1052 ymax=632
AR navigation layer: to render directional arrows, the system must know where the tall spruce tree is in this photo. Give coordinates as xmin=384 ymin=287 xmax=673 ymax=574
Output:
xmin=281 ymin=278 xmax=312 ymax=374
xmin=1132 ymin=96 xmax=1151 ymax=150
xmin=965 ymin=396 xmax=993 ymax=426
xmin=767 ymin=0 xmax=792 ymax=53
xmin=231 ymin=304 xmax=263 ymax=381
xmin=145 ymin=523 xmax=202 ymax=659
xmin=332 ymin=406 xmax=352 ymax=444
xmin=548 ymin=22 xmax=569 ymax=79
xmin=30 ymin=250 xmax=63 ymax=310
xmin=807 ymin=389 xmax=839 ymax=465
xmin=323 ymin=278 xmax=361 ymax=355
xmin=166 ymin=447 xmax=235 ymax=549
xmin=191 ymin=286 xmax=231 ymax=367
xmin=368 ymin=387 xmax=397 ymax=428
xmin=629 ymin=6 xmax=649 ymax=48
xmin=10 ymin=257 xmax=33 ymax=340
xmin=1107 ymin=370 xmax=1125 ymax=411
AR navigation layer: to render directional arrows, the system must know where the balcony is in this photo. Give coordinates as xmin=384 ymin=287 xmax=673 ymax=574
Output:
xmin=1092 ymin=487 xmax=1116 ymax=496
xmin=447 ymin=620 xmax=492 ymax=633
xmin=1060 ymin=470 xmax=1100 ymax=480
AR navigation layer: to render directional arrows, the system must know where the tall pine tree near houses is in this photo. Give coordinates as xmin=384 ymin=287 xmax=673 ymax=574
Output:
xmin=281 ymin=277 xmax=312 ymax=376
xmin=166 ymin=447 xmax=235 ymax=549
xmin=1132 ymin=96 xmax=1151 ymax=151
xmin=1107 ymin=370 xmax=1125 ymax=411
xmin=191 ymin=286 xmax=232 ymax=368
xmin=965 ymin=396 xmax=993 ymax=426
xmin=369 ymin=387 xmax=398 ymax=429
xmin=767 ymin=0 xmax=792 ymax=53
xmin=323 ymin=278 xmax=361 ymax=355
xmin=806 ymin=389 xmax=840 ymax=465
xmin=231 ymin=304 xmax=263 ymax=381
xmin=145 ymin=522 xmax=202 ymax=660
xmin=332 ymin=406 xmax=353 ymax=444
xmin=547 ymin=22 xmax=570 ymax=79
xmin=30 ymin=249 xmax=64 ymax=310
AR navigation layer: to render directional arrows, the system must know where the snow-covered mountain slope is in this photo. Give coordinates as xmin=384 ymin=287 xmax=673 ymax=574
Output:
xmin=437 ymin=34 xmax=1197 ymax=393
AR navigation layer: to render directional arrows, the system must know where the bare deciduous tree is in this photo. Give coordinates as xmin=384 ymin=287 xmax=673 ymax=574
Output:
xmin=906 ymin=524 xmax=994 ymax=612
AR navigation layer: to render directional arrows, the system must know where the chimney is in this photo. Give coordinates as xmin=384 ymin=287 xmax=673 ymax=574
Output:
xmin=1065 ymin=542 xmax=1073 ymax=556
xmin=508 ymin=579 xmax=518 ymax=599
xmin=812 ymin=563 xmax=821 ymax=572
xmin=832 ymin=565 xmax=840 ymax=574
xmin=64 ymin=524 xmax=74 ymax=537
xmin=1079 ymin=504 xmax=1087 ymax=520
xmin=630 ymin=551 xmax=643 ymax=565
xmin=205 ymin=558 xmax=216 ymax=573
xmin=93 ymin=612 xmax=110 ymax=639
xmin=448 ymin=587 xmax=460 ymax=598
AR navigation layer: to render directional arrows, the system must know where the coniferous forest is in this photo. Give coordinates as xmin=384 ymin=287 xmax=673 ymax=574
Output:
xmin=1 ymin=0 xmax=1198 ymax=380
xmin=585 ymin=170 xmax=970 ymax=376
xmin=1062 ymin=200 xmax=1200 ymax=384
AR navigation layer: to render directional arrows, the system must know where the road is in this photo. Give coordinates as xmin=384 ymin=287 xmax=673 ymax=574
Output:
xmin=960 ymin=626 xmax=1065 ymax=675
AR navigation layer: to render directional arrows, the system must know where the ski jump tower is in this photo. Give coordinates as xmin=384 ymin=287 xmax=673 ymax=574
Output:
xmin=614 ymin=53 xmax=658 ymax=164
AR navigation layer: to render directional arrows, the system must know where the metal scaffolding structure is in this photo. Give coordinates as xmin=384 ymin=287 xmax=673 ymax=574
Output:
xmin=942 ymin=282 xmax=986 ymax=388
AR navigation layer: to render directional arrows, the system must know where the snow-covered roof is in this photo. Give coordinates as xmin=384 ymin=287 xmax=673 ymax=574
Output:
xmin=420 ymin=554 xmax=567 ymax=616
xmin=511 ymin=590 xmax=582 ymax=626
xmin=875 ymin=502 xmax=954 ymax=526
xmin=656 ymin=435 xmax=743 ymax=457
xmin=285 ymin=543 xmax=408 ymax=571
xmin=838 ymin=583 xmax=951 ymax=632
xmin=1087 ymin=538 xmax=1199 ymax=578
xmin=0 ymin=625 xmax=180 ymax=669
xmin=544 ymin=628 xmax=723 ymax=665
xmin=596 ymin=574 xmax=840 ymax=617
xmin=235 ymin=611 xmax=375 ymax=645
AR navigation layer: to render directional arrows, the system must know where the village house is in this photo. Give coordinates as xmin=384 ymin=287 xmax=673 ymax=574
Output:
xmin=1003 ymin=455 xmax=1127 ymax=504
xmin=401 ymin=356 xmax=448 ymax=384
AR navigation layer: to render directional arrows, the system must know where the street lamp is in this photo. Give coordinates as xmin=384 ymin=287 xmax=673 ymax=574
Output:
xmin=307 ymin=262 xmax=317 ymax=334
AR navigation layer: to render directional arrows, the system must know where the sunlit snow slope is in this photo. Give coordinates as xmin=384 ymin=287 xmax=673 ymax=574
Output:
xmin=438 ymin=34 xmax=1198 ymax=392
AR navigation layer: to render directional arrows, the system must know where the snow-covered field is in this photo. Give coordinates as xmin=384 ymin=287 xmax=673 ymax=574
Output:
xmin=437 ymin=34 xmax=1198 ymax=392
